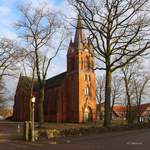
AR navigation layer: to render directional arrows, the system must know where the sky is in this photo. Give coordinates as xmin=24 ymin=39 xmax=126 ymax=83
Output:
xmin=2 ymin=0 xmax=150 ymax=107
xmin=0 ymin=0 xmax=66 ymax=39
xmin=0 ymin=0 xmax=76 ymax=105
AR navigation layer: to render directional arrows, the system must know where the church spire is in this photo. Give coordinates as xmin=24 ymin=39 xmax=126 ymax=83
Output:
xmin=67 ymin=38 xmax=74 ymax=54
xmin=74 ymin=15 xmax=87 ymax=50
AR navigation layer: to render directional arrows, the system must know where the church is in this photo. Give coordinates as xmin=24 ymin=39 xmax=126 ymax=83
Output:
xmin=13 ymin=17 xmax=96 ymax=123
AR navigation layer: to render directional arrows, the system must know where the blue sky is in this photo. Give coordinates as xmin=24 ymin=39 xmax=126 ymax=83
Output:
xmin=1 ymin=0 xmax=150 ymax=107
xmin=0 ymin=0 xmax=65 ymax=39
xmin=53 ymin=0 xmax=64 ymax=5
xmin=0 ymin=0 xmax=75 ymax=100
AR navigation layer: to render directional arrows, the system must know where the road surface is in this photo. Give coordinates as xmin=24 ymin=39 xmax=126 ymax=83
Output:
xmin=0 ymin=127 xmax=150 ymax=150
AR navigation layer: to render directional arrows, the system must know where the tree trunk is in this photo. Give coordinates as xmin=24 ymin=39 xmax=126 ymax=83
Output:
xmin=104 ymin=69 xmax=112 ymax=127
xmin=127 ymin=101 xmax=133 ymax=125
xmin=111 ymin=96 xmax=115 ymax=120
xmin=137 ymin=103 xmax=141 ymax=123
xmin=39 ymin=85 xmax=45 ymax=126
xmin=29 ymin=97 xmax=32 ymax=121
xmin=124 ymin=79 xmax=133 ymax=125
xmin=29 ymin=66 xmax=35 ymax=121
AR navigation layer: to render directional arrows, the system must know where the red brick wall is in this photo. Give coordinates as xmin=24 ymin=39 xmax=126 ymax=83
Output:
xmin=13 ymin=29 xmax=96 ymax=123
xmin=13 ymin=49 xmax=96 ymax=123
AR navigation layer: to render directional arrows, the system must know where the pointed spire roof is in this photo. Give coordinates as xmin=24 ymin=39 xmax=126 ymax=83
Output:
xmin=69 ymin=38 xmax=73 ymax=46
xmin=67 ymin=38 xmax=74 ymax=54
xmin=74 ymin=15 xmax=87 ymax=50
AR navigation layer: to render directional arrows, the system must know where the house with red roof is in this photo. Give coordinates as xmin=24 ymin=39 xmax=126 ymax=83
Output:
xmin=96 ymin=103 xmax=150 ymax=122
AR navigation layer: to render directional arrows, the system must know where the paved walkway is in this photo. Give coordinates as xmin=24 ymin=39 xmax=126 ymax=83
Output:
xmin=0 ymin=122 xmax=23 ymax=140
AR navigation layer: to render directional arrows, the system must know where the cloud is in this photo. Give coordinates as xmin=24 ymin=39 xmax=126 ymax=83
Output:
xmin=0 ymin=29 xmax=17 ymax=39
xmin=0 ymin=0 xmax=75 ymax=39
xmin=0 ymin=5 xmax=11 ymax=16
xmin=0 ymin=0 xmax=78 ymax=103
xmin=0 ymin=1 xmax=19 ymax=39
xmin=0 ymin=0 xmax=63 ymax=39
xmin=0 ymin=0 xmax=67 ymax=98
xmin=21 ymin=0 xmax=62 ymax=11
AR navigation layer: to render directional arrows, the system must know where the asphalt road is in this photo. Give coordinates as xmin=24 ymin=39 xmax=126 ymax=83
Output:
xmin=0 ymin=128 xmax=150 ymax=150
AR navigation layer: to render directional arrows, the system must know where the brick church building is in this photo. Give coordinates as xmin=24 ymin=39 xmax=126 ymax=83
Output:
xmin=13 ymin=17 xmax=96 ymax=123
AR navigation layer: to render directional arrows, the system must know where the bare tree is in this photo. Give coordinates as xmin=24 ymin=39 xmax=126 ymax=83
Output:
xmin=111 ymin=75 xmax=122 ymax=116
xmin=19 ymin=50 xmax=37 ymax=121
xmin=70 ymin=0 xmax=150 ymax=127
xmin=0 ymin=80 xmax=5 ymax=108
xmin=96 ymin=76 xmax=105 ymax=105
xmin=0 ymin=38 xmax=22 ymax=108
xmin=133 ymin=74 xmax=150 ymax=122
xmin=96 ymin=74 xmax=123 ymax=120
xmin=16 ymin=3 xmax=67 ymax=125
xmin=96 ymin=75 xmax=105 ymax=120
xmin=121 ymin=60 xmax=141 ymax=124
xmin=0 ymin=38 xmax=20 ymax=80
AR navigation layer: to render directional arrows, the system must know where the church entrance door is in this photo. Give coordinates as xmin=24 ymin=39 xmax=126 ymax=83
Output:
xmin=84 ymin=107 xmax=92 ymax=122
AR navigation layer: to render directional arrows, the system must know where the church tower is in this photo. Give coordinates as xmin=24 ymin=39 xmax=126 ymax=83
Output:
xmin=66 ymin=16 xmax=96 ymax=123
xmin=13 ymin=15 xmax=96 ymax=123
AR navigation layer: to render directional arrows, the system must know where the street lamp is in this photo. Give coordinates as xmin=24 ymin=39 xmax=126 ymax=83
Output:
xmin=31 ymin=96 xmax=36 ymax=142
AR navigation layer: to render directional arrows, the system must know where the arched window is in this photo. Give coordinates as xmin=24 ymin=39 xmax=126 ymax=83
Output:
xmin=84 ymin=86 xmax=90 ymax=96
xmin=84 ymin=74 xmax=87 ymax=81
xmin=84 ymin=74 xmax=90 ymax=81
xmin=88 ymin=75 xmax=90 ymax=81
xmin=84 ymin=57 xmax=88 ymax=70
xmin=81 ymin=58 xmax=83 ymax=70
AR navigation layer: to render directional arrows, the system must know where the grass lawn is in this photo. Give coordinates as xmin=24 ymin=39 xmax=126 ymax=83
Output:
xmin=36 ymin=120 xmax=128 ymax=129
xmin=42 ymin=122 xmax=100 ymax=129
xmin=0 ymin=120 xmax=128 ymax=130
